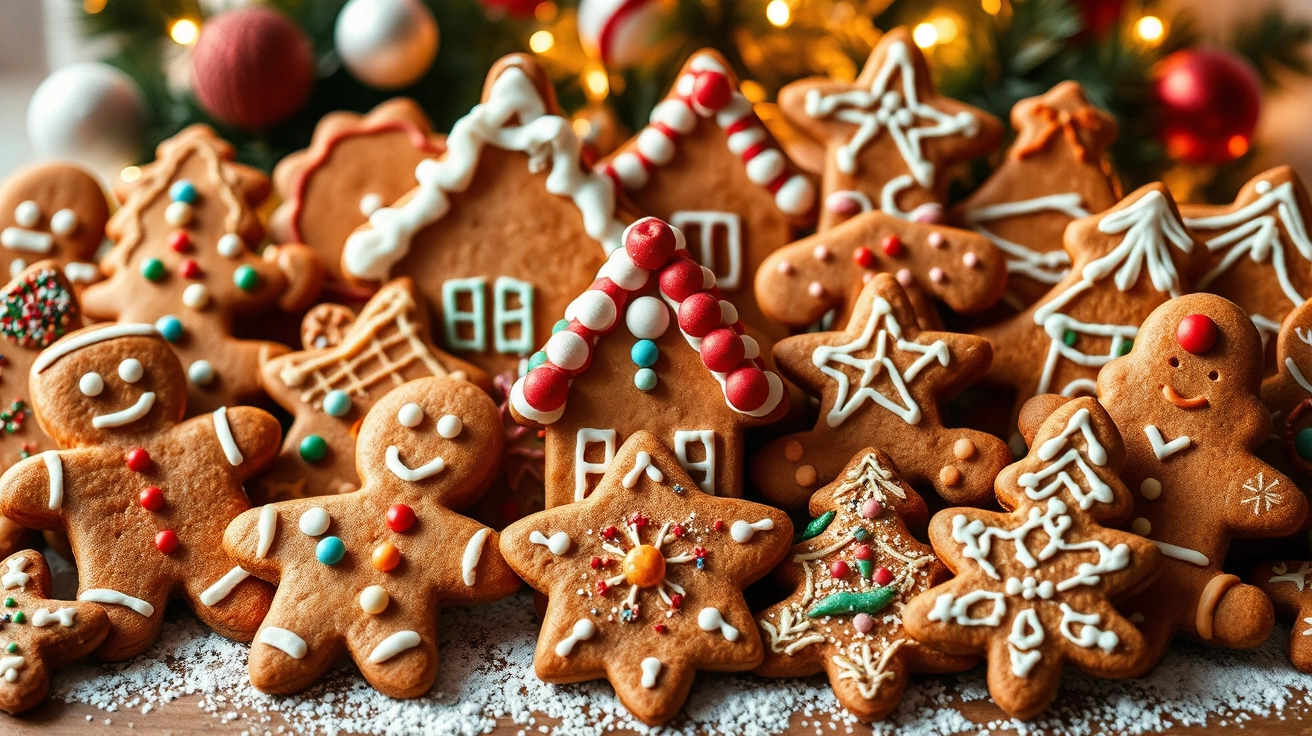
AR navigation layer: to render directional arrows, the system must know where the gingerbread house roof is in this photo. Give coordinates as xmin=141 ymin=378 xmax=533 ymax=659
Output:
xmin=596 ymin=50 xmax=815 ymax=219
xmin=510 ymin=217 xmax=785 ymax=425
xmin=341 ymin=55 xmax=627 ymax=282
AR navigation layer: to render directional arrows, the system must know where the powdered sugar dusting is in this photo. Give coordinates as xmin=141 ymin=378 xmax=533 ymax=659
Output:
xmin=40 ymin=549 xmax=1312 ymax=735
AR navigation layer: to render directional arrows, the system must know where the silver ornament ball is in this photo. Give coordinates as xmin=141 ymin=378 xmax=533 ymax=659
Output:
xmin=335 ymin=0 xmax=439 ymax=90
xmin=26 ymin=62 xmax=146 ymax=178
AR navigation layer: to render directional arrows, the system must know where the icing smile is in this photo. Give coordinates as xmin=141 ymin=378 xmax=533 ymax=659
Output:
xmin=385 ymin=445 xmax=445 ymax=482
xmin=92 ymin=392 xmax=156 ymax=428
xmin=0 ymin=227 xmax=52 ymax=253
xmin=1161 ymin=384 xmax=1208 ymax=409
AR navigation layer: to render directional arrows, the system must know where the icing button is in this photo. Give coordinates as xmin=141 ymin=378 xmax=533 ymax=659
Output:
xmin=1132 ymin=517 xmax=1152 ymax=536
xmin=360 ymin=585 xmax=389 ymax=615
xmin=155 ymin=315 xmax=184 ymax=343
xmin=139 ymin=486 xmax=164 ymax=511
xmin=783 ymin=439 xmax=804 ymax=462
xmin=141 ymin=258 xmax=166 ymax=282
xmin=634 ymin=368 xmax=658 ymax=392
xmin=928 ymin=267 xmax=946 ymax=283
xmin=807 ymin=281 xmax=825 ymax=298
xmin=812 ymin=245 xmax=831 ymax=262
xmin=373 ymin=542 xmax=401 ymax=572
xmin=155 ymin=529 xmax=179 ymax=554
xmin=299 ymin=507 xmax=330 ymax=536
xmin=953 ymin=438 xmax=976 ymax=460
xmin=233 ymin=265 xmax=260 ymax=292
xmin=795 ymin=465 xmax=817 ymax=487
xmin=852 ymin=612 xmax=875 ymax=634
xmin=126 ymin=448 xmax=151 ymax=472
xmin=776 ymin=260 xmax=794 ymax=275
xmin=323 ymin=390 xmax=351 ymax=417
xmin=939 ymin=465 xmax=961 ymax=487
xmin=386 ymin=504 xmax=416 ymax=533
xmin=1140 ymin=478 xmax=1162 ymax=500
xmin=963 ymin=252 xmax=979 ymax=268
xmin=895 ymin=269 xmax=914 ymax=286
xmin=188 ymin=360 xmax=215 ymax=386
xmin=299 ymin=435 xmax=328 ymax=463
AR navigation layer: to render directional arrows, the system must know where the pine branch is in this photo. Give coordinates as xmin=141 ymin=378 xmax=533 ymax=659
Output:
xmin=1231 ymin=6 xmax=1312 ymax=88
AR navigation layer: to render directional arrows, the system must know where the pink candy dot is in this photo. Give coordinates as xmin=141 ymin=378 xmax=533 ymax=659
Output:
xmin=929 ymin=267 xmax=946 ymax=283
xmin=807 ymin=281 xmax=825 ymax=297
xmin=853 ymin=613 xmax=875 ymax=634
xmin=862 ymin=499 xmax=882 ymax=518
xmin=812 ymin=245 xmax=831 ymax=261
xmin=896 ymin=269 xmax=914 ymax=286
xmin=927 ymin=232 xmax=945 ymax=248
xmin=776 ymin=260 xmax=795 ymax=275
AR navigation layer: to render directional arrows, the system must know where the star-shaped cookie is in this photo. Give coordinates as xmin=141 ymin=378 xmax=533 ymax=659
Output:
xmin=500 ymin=431 xmax=792 ymax=725
xmin=751 ymin=273 xmax=1009 ymax=510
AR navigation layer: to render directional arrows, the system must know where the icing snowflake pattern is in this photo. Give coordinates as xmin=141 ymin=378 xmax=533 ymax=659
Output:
xmin=1241 ymin=472 xmax=1283 ymax=515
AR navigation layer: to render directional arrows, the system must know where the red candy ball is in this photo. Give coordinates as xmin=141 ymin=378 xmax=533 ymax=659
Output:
xmin=126 ymin=448 xmax=151 ymax=472
xmin=678 ymin=292 xmax=722 ymax=337
xmin=852 ymin=246 xmax=877 ymax=269
xmin=139 ymin=486 xmax=164 ymax=511
xmin=700 ymin=329 xmax=745 ymax=372
xmin=881 ymin=234 xmax=904 ymax=257
xmin=854 ymin=544 xmax=872 ymax=561
xmin=725 ymin=366 xmax=770 ymax=412
xmin=659 ymin=259 xmax=705 ymax=302
xmin=155 ymin=529 xmax=179 ymax=554
xmin=830 ymin=560 xmax=850 ymax=578
xmin=873 ymin=566 xmax=894 ymax=586
xmin=387 ymin=503 xmax=416 ymax=533
xmin=692 ymin=71 xmax=732 ymax=110
xmin=179 ymin=259 xmax=202 ymax=279
xmin=522 ymin=366 xmax=568 ymax=412
xmin=1176 ymin=313 xmax=1219 ymax=354
xmin=169 ymin=232 xmax=191 ymax=253
xmin=625 ymin=218 xmax=678 ymax=270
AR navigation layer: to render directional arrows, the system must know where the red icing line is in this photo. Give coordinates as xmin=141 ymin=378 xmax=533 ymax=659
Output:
xmin=741 ymin=142 xmax=767 ymax=162
xmin=724 ymin=118 xmax=753 ymax=136
xmin=765 ymin=173 xmax=789 ymax=194
xmin=650 ymin=121 xmax=678 ymax=141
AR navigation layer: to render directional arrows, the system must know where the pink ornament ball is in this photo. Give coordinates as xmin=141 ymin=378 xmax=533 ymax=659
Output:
xmin=191 ymin=8 xmax=315 ymax=130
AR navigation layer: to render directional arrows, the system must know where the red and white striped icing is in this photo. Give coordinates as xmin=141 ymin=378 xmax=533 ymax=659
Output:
xmin=597 ymin=54 xmax=815 ymax=218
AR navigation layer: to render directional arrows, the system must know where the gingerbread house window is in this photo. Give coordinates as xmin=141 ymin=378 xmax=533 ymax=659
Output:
xmin=674 ymin=429 xmax=717 ymax=494
xmin=671 ymin=211 xmax=743 ymax=290
xmin=575 ymin=428 xmax=616 ymax=501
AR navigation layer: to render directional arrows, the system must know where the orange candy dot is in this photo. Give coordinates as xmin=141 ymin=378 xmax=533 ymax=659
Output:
xmin=622 ymin=545 xmax=666 ymax=588
xmin=372 ymin=542 xmax=401 ymax=572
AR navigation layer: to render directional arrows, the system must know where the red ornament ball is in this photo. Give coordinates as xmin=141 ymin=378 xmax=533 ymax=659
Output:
xmin=700 ymin=328 xmax=744 ymax=372
xmin=725 ymin=366 xmax=770 ymax=412
xmin=139 ymin=486 xmax=164 ymax=511
xmin=522 ymin=366 xmax=568 ymax=412
xmin=678 ymin=292 xmax=722 ymax=337
xmin=659 ymin=259 xmax=704 ymax=302
xmin=387 ymin=503 xmax=416 ymax=533
xmin=625 ymin=218 xmax=677 ymax=270
xmin=1155 ymin=48 xmax=1262 ymax=164
xmin=191 ymin=8 xmax=315 ymax=130
xmin=126 ymin=447 xmax=151 ymax=472
xmin=1177 ymin=313 xmax=1219 ymax=354
xmin=692 ymin=71 xmax=732 ymax=111
xmin=1076 ymin=0 xmax=1126 ymax=38
xmin=155 ymin=529 xmax=179 ymax=554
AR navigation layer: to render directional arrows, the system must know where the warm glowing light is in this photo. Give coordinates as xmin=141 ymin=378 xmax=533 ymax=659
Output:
xmin=740 ymin=80 xmax=766 ymax=104
xmin=83 ymin=0 xmax=107 ymax=13
xmin=766 ymin=0 xmax=792 ymax=28
xmin=932 ymin=16 xmax=959 ymax=44
xmin=170 ymin=19 xmax=200 ymax=45
xmin=1135 ymin=15 xmax=1165 ymax=44
xmin=1228 ymin=135 xmax=1250 ymax=158
xmin=120 ymin=166 xmax=141 ymax=183
xmin=529 ymin=30 xmax=555 ymax=53
xmin=584 ymin=67 xmax=610 ymax=100
xmin=534 ymin=1 xmax=557 ymax=23
xmin=913 ymin=22 xmax=939 ymax=48
xmin=572 ymin=117 xmax=593 ymax=138
xmin=981 ymin=0 xmax=1002 ymax=15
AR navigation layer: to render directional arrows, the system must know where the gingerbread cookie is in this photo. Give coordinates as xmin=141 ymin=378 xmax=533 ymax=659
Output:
xmin=81 ymin=125 xmax=324 ymax=415
xmin=597 ymin=49 xmax=815 ymax=344
xmin=341 ymin=54 xmax=629 ymax=377
xmin=951 ymin=81 xmax=1119 ymax=309
xmin=777 ymin=27 xmax=1002 ymax=231
xmin=225 ymin=376 xmax=519 ymax=698
xmin=0 ymin=163 xmax=108 ymax=286
xmin=499 ymin=431 xmax=792 ymax=725
xmin=508 ymin=218 xmax=788 ymax=508
xmin=1098 ymin=293 xmax=1307 ymax=673
xmin=1182 ymin=166 xmax=1312 ymax=350
xmin=0 ymin=550 xmax=110 ymax=714
xmin=754 ymin=449 xmax=975 ymax=721
xmin=903 ymin=396 xmax=1161 ymax=719
xmin=469 ymin=371 xmax=546 ymax=529
xmin=0 ymin=323 xmax=278 ymax=660
xmin=977 ymin=183 xmax=1208 ymax=419
xmin=271 ymin=98 xmax=446 ymax=300
xmin=1250 ymin=560 xmax=1312 ymax=673
xmin=751 ymin=273 xmax=1009 ymax=511
xmin=1261 ymin=298 xmax=1312 ymax=471
xmin=253 ymin=278 xmax=489 ymax=504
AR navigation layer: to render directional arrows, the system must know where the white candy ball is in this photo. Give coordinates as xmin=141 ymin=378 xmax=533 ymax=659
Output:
xmin=335 ymin=0 xmax=439 ymax=90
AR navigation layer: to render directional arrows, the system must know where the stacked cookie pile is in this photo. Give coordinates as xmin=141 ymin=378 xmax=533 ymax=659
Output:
xmin=0 ymin=26 xmax=1310 ymax=726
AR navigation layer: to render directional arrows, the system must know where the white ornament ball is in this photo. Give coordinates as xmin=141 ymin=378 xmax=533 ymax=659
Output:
xmin=578 ymin=0 xmax=674 ymax=70
xmin=335 ymin=0 xmax=439 ymax=90
xmin=27 ymin=62 xmax=146 ymax=177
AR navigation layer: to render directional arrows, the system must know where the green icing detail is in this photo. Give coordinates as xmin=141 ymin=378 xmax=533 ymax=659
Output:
xmin=796 ymin=510 xmax=836 ymax=542
xmin=852 ymin=527 xmax=869 ymax=542
xmin=807 ymin=588 xmax=897 ymax=618
xmin=857 ymin=559 xmax=874 ymax=579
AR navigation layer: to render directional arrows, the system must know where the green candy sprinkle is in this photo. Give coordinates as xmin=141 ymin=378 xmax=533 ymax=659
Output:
xmin=141 ymin=258 xmax=165 ymax=282
xmin=1062 ymin=329 xmax=1077 ymax=347
xmin=11 ymin=611 xmax=25 ymax=624
xmin=2 ymin=598 xmax=12 ymax=608
xmin=807 ymin=588 xmax=897 ymax=618
xmin=299 ymin=434 xmax=328 ymax=463
xmin=796 ymin=510 xmax=836 ymax=543
xmin=4 ymin=642 xmax=15 ymax=653
xmin=233 ymin=265 xmax=260 ymax=292
xmin=852 ymin=527 xmax=869 ymax=542
xmin=1117 ymin=339 xmax=1133 ymax=356
xmin=527 ymin=351 xmax=548 ymax=371
xmin=552 ymin=319 xmax=570 ymax=334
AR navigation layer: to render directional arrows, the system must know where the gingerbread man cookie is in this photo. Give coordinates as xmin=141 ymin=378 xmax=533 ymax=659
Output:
xmin=253 ymin=278 xmax=489 ymax=504
xmin=0 ymin=163 xmax=108 ymax=286
xmin=271 ymin=98 xmax=446 ymax=300
xmin=903 ymin=397 xmax=1161 ymax=719
xmin=754 ymin=449 xmax=975 ymax=722
xmin=777 ymin=26 xmax=1002 ymax=230
xmin=951 ymin=81 xmax=1119 ymax=309
xmin=1261 ymin=298 xmax=1312 ymax=471
xmin=500 ymin=431 xmax=791 ymax=725
xmin=225 ymin=376 xmax=519 ymax=698
xmin=751 ymin=273 xmax=1010 ymax=511
xmin=0 ymin=324 xmax=278 ymax=660
xmin=1250 ymin=560 xmax=1312 ymax=673
xmin=977 ymin=183 xmax=1209 ymax=419
xmin=597 ymin=49 xmax=816 ymax=345
xmin=1098 ymin=293 xmax=1307 ymax=673
xmin=81 ymin=125 xmax=324 ymax=415
xmin=0 ymin=550 xmax=110 ymax=714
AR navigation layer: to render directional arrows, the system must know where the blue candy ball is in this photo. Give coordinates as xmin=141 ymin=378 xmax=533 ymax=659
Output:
xmin=634 ymin=368 xmax=657 ymax=392
xmin=631 ymin=339 xmax=659 ymax=368
xmin=168 ymin=179 xmax=197 ymax=204
xmin=1297 ymin=427 xmax=1312 ymax=461
xmin=154 ymin=315 xmax=184 ymax=343
xmin=316 ymin=536 xmax=345 ymax=565
xmin=552 ymin=319 xmax=570 ymax=334
xmin=323 ymin=390 xmax=351 ymax=417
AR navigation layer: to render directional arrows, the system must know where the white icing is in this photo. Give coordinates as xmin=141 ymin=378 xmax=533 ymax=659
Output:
xmin=63 ymin=261 xmax=99 ymax=284
xmin=574 ymin=429 xmax=616 ymax=501
xmin=963 ymin=194 xmax=1088 ymax=284
xmin=462 ymin=528 xmax=491 ymax=586
xmin=212 ymin=406 xmax=244 ymax=466
xmin=367 ymin=630 xmax=422 ymax=664
xmin=729 ymin=519 xmax=774 ymax=543
xmin=50 ymin=208 xmax=77 ymax=235
xmin=670 ymin=212 xmax=743 ymax=290
xmin=259 ymin=627 xmax=307 ymax=659
xmin=386 ymin=446 xmax=446 ymax=482
xmin=622 ymin=450 xmax=664 ymax=489
xmin=1153 ymin=540 xmax=1209 ymax=567
xmin=1007 ymin=608 xmax=1044 ymax=676
xmin=928 ymin=590 xmax=1007 ymax=626
xmin=14 ymin=200 xmax=38 ymax=228
xmin=79 ymin=371 xmax=104 ymax=396
xmin=555 ymin=618 xmax=595 ymax=656
xmin=199 ymin=566 xmax=250 ymax=606
xmin=256 ymin=505 xmax=276 ymax=558
xmin=509 ymin=378 xmax=565 ymax=425
xmin=359 ymin=193 xmax=384 ymax=217
xmin=32 ymin=606 xmax=77 ymax=627
xmin=698 ymin=607 xmax=740 ymax=641
xmin=34 ymin=323 xmax=157 ymax=373
xmin=0 ymin=655 xmax=23 ymax=683
xmin=1059 ymin=603 xmax=1119 ymax=651
xmin=397 ymin=403 xmax=424 ymax=428
xmin=1144 ymin=425 xmax=1191 ymax=460
xmin=80 ymin=589 xmax=154 ymax=617
xmin=673 ymin=430 xmax=716 ymax=494
xmin=529 ymin=530 xmax=571 ymax=555
xmin=1018 ymin=408 xmax=1114 ymax=510
xmin=118 ymin=358 xmax=143 ymax=383
xmin=91 ymin=391 xmax=155 ymax=429
xmin=2 ymin=557 xmax=29 ymax=589
xmin=299 ymin=507 xmax=330 ymax=537
xmin=640 ymin=657 xmax=662 ymax=689
xmin=0 ymin=228 xmax=52 ymax=252
xmin=182 ymin=283 xmax=210 ymax=309
xmin=437 ymin=414 xmax=462 ymax=438
xmin=43 ymin=450 xmax=63 ymax=510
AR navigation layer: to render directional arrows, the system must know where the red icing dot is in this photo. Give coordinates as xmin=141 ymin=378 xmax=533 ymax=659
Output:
xmin=881 ymin=234 xmax=904 ymax=257
xmin=1177 ymin=313 xmax=1219 ymax=354
xmin=692 ymin=71 xmax=732 ymax=110
xmin=854 ymin=544 xmax=872 ymax=561
xmin=725 ymin=367 xmax=770 ymax=412
xmin=386 ymin=503 xmax=415 ymax=533
xmin=602 ymin=525 xmax=617 ymax=540
xmin=669 ymin=593 xmax=683 ymax=609
xmin=178 ymin=259 xmax=201 ymax=279
xmin=713 ymin=520 xmax=725 ymax=532
xmin=168 ymin=232 xmax=191 ymax=253
xmin=659 ymin=259 xmax=704 ymax=302
xmin=873 ymin=566 xmax=894 ymax=586
xmin=155 ymin=529 xmax=178 ymax=554
xmin=521 ymin=366 xmax=568 ymax=412
xmin=700 ymin=329 xmax=745 ymax=372
xmin=853 ymin=246 xmax=877 ymax=269
xmin=590 ymin=556 xmax=603 ymax=569
xmin=126 ymin=448 xmax=151 ymax=472
xmin=139 ymin=486 xmax=164 ymax=511
xmin=625 ymin=218 xmax=677 ymax=270
xmin=830 ymin=560 xmax=850 ymax=578
xmin=653 ymin=623 xmax=667 ymax=633
xmin=678 ymin=292 xmax=722 ymax=337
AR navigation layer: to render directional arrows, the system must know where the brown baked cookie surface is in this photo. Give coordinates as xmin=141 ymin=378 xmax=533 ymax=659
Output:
xmin=0 ymin=163 xmax=108 ymax=287
xmin=1250 ymin=560 xmax=1312 ymax=674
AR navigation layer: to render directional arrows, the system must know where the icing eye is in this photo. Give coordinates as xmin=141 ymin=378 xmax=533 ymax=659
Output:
xmin=118 ymin=358 xmax=144 ymax=383
xmin=50 ymin=209 xmax=77 ymax=236
xmin=359 ymin=193 xmax=383 ymax=216
xmin=437 ymin=414 xmax=462 ymax=439
xmin=79 ymin=372 xmax=104 ymax=397
xmin=397 ymin=402 xmax=423 ymax=428
xmin=14 ymin=200 xmax=39 ymax=228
